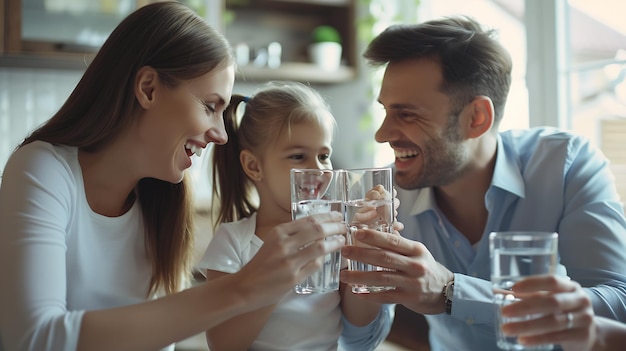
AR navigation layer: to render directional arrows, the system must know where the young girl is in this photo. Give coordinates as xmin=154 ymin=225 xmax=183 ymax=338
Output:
xmin=199 ymin=81 xmax=394 ymax=350
xmin=0 ymin=3 xmax=345 ymax=350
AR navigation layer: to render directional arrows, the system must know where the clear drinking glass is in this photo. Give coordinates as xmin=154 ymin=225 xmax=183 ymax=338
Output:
xmin=345 ymin=167 xmax=395 ymax=293
xmin=291 ymin=168 xmax=346 ymax=294
xmin=490 ymin=231 xmax=559 ymax=351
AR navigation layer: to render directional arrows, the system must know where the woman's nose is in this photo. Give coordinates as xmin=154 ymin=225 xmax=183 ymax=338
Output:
xmin=206 ymin=117 xmax=228 ymax=145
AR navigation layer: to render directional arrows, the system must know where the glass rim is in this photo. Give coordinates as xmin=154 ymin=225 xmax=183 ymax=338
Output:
xmin=342 ymin=167 xmax=392 ymax=172
xmin=290 ymin=168 xmax=340 ymax=171
xmin=290 ymin=168 xmax=340 ymax=174
xmin=489 ymin=231 xmax=558 ymax=240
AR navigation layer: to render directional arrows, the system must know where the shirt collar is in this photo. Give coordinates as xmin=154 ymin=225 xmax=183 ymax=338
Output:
xmin=402 ymin=134 xmax=526 ymax=217
xmin=491 ymin=133 xmax=525 ymax=198
xmin=405 ymin=186 xmax=437 ymax=217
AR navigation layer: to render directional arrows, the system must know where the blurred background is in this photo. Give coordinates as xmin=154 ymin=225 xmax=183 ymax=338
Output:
xmin=2 ymin=1 xmax=625 ymax=348
xmin=2 ymin=0 xmax=625 ymax=201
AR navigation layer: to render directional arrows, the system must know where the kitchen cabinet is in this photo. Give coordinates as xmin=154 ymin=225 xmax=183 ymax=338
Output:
xmin=0 ymin=0 xmax=215 ymax=69
xmin=0 ymin=0 xmax=159 ymax=69
xmin=221 ymin=0 xmax=358 ymax=83
xmin=1 ymin=0 xmax=358 ymax=84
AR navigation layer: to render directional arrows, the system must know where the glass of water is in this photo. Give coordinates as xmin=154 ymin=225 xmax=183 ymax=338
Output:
xmin=290 ymin=168 xmax=346 ymax=294
xmin=490 ymin=231 xmax=559 ymax=350
xmin=344 ymin=167 xmax=395 ymax=294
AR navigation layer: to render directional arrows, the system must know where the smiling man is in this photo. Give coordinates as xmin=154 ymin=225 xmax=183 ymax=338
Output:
xmin=339 ymin=15 xmax=626 ymax=351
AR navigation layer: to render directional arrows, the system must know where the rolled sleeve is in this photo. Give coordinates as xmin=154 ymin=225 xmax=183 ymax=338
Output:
xmin=339 ymin=303 xmax=395 ymax=351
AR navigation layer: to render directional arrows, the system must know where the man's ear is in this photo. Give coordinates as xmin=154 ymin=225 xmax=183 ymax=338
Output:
xmin=135 ymin=66 xmax=158 ymax=109
xmin=240 ymin=149 xmax=263 ymax=182
xmin=464 ymin=96 xmax=494 ymax=138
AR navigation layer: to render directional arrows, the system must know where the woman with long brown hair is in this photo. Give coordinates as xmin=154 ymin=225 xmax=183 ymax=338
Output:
xmin=0 ymin=3 xmax=345 ymax=350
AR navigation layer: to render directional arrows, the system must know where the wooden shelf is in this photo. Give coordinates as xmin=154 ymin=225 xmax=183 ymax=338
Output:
xmin=0 ymin=55 xmax=357 ymax=85
xmin=223 ymin=0 xmax=357 ymax=84
xmin=236 ymin=62 xmax=355 ymax=84
xmin=1 ymin=0 xmax=359 ymax=84
xmin=0 ymin=52 xmax=95 ymax=71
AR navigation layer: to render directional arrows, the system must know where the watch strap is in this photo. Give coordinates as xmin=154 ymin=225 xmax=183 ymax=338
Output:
xmin=443 ymin=280 xmax=454 ymax=315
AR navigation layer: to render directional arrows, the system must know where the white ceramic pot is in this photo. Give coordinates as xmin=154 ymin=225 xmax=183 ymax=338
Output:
xmin=309 ymin=42 xmax=342 ymax=71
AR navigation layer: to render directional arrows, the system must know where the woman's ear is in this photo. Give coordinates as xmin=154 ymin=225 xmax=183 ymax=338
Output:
xmin=464 ymin=96 xmax=494 ymax=139
xmin=240 ymin=150 xmax=263 ymax=182
xmin=135 ymin=66 xmax=158 ymax=109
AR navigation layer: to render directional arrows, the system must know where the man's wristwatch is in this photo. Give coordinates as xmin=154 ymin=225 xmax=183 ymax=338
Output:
xmin=443 ymin=279 xmax=454 ymax=315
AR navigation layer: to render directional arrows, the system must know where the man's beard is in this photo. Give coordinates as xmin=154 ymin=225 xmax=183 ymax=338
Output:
xmin=400 ymin=115 xmax=467 ymax=190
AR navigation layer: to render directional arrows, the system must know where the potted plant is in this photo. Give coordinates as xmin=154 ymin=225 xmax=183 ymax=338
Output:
xmin=309 ymin=25 xmax=342 ymax=71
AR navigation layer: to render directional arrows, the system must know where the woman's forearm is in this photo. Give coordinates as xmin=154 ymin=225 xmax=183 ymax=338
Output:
xmin=339 ymin=283 xmax=381 ymax=326
xmin=203 ymin=270 xmax=277 ymax=351
xmin=77 ymin=275 xmax=249 ymax=351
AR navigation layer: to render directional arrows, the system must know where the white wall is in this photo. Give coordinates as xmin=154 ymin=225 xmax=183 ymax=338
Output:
xmin=0 ymin=67 xmax=82 ymax=175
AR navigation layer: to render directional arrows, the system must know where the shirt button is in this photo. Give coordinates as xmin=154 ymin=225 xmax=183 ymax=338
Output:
xmin=466 ymin=317 xmax=475 ymax=325
xmin=454 ymin=240 xmax=461 ymax=247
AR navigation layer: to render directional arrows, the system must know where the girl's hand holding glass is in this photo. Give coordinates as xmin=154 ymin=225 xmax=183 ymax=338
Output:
xmin=351 ymin=185 xmax=404 ymax=233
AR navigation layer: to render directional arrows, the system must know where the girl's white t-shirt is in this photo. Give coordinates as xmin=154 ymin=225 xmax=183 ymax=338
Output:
xmin=199 ymin=212 xmax=342 ymax=351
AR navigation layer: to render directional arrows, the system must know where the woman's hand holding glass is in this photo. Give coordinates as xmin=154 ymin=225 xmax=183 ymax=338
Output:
xmin=234 ymin=211 xmax=346 ymax=308
xmin=500 ymin=275 xmax=595 ymax=351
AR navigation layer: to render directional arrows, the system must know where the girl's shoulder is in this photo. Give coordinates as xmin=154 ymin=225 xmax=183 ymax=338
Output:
xmin=216 ymin=212 xmax=258 ymax=241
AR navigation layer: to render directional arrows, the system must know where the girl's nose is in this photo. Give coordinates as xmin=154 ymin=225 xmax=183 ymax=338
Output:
xmin=301 ymin=160 xmax=323 ymax=170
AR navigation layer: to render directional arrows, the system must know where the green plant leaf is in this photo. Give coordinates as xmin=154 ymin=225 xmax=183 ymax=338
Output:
xmin=312 ymin=25 xmax=341 ymax=43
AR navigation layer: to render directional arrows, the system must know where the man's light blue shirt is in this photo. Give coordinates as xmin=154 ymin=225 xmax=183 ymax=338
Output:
xmin=339 ymin=304 xmax=395 ymax=351
xmin=395 ymin=127 xmax=626 ymax=351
